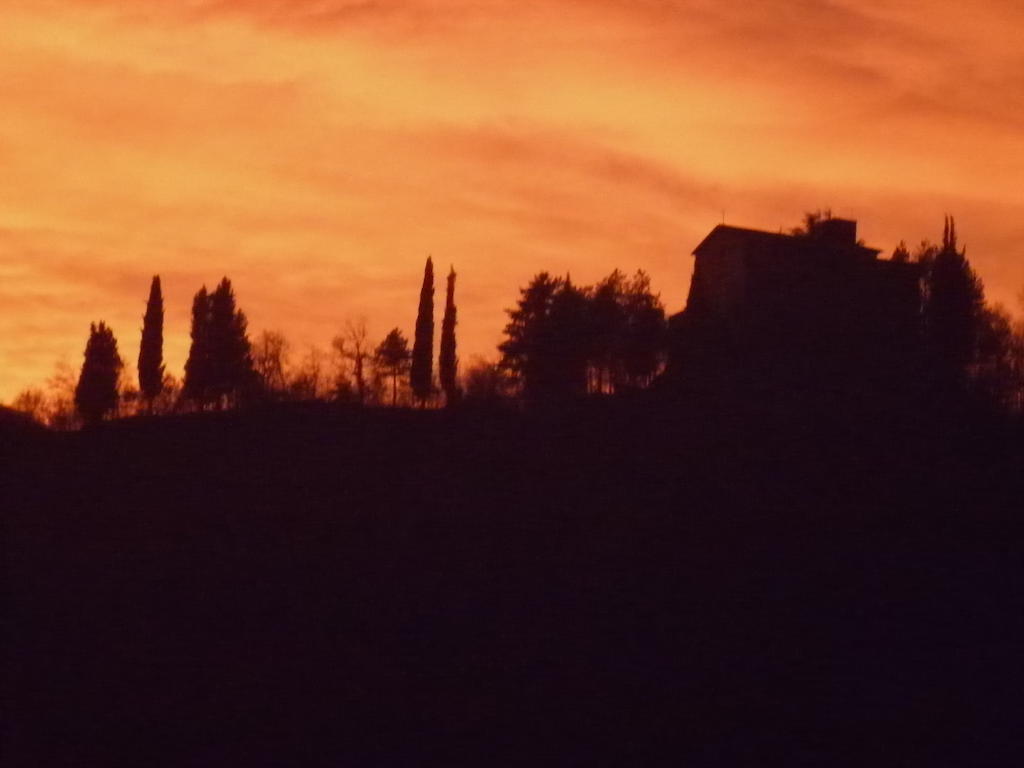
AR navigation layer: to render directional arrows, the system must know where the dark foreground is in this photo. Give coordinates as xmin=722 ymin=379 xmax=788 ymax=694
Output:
xmin=5 ymin=396 xmax=1024 ymax=765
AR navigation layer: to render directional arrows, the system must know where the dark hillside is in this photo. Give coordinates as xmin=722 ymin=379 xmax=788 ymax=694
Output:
xmin=6 ymin=398 xmax=1024 ymax=765
xmin=0 ymin=405 xmax=46 ymax=447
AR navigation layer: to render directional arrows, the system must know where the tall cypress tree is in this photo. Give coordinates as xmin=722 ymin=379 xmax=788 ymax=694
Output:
xmin=410 ymin=256 xmax=434 ymax=405
xmin=138 ymin=275 xmax=164 ymax=408
xmin=75 ymin=322 xmax=123 ymax=425
xmin=439 ymin=265 xmax=460 ymax=406
xmin=182 ymin=286 xmax=211 ymax=407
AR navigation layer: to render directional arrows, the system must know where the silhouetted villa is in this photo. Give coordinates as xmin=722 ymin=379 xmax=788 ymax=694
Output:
xmin=669 ymin=217 xmax=922 ymax=391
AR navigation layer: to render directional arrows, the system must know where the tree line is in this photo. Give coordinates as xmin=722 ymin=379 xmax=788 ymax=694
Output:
xmin=896 ymin=217 xmax=1024 ymax=410
xmin=22 ymin=257 xmax=464 ymax=425
xmin=9 ymin=251 xmax=670 ymax=426
xmin=7 ymin=214 xmax=1024 ymax=427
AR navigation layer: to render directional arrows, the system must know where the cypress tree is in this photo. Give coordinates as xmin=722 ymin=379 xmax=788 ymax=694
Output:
xmin=75 ymin=322 xmax=123 ymax=425
xmin=410 ymin=256 xmax=434 ymax=405
xmin=182 ymin=286 xmax=211 ymax=407
xmin=138 ymin=275 xmax=165 ymax=408
xmin=439 ymin=265 xmax=460 ymax=406
xmin=923 ymin=216 xmax=985 ymax=387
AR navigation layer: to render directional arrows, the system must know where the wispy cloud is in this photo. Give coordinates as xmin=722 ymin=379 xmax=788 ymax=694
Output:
xmin=1 ymin=0 xmax=1022 ymax=398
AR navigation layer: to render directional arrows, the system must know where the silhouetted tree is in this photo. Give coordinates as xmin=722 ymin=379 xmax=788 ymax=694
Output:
xmin=586 ymin=270 xmax=666 ymax=392
xmin=182 ymin=279 xmax=255 ymax=408
xmin=1014 ymin=322 xmax=1024 ymax=412
xmin=499 ymin=272 xmax=562 ymax=400
xmin=545 ymin=276 xmax=591 ymax=399
xmin=502 ymin=270 xmax=666 ymax=400
xmin=439 ymin=265 xmax=460 ymax=406
xmin=411 ymin=257 xmax=434 ymax=406
xmin=589 ymin=270 xmax=626 ymax=393
xmin=619 ymin=270 xmax=667 ymax=388
xmin=375 ymin=328 xmax=411 ymax=406
xmin=327 ymin=339 xmax=357 ymax=402
xmin=138 ymin=275 xmax=164 ymax=410
xmin=891 ymin=241 xmax=911 ymax=264
xmin=289 ymin=346 xmax=327 ymax=400
xmin=152 ymin=373 xmax=181 ymax=415
xmin=791 ymin=208 xmax=833 ymax=236
xmin=11 ymin=388 xmax=48 ymax=424
xmin=463 ymin=357 xmax=508 ymax=403
xmin=207 ymin=278 xmax=256 ymax=407
xmin=182 ymin=286 xmax=212 ymax=406
xmin=922 ymin=217 xmax=985 ymax=387
xmin=46 ymin=360 xmax=80 ymax=430
xmin=74 ymin=322 xmax=123 ymax=425
xmin=974 ymin=305 xmax=1020 ymax=408
xmin=913 ymin=240 xmax=939 ymax=269
xmin=253 ymin=330 xmax=291 ymax=398
xmin=334 ymin=318 xmax=372 ymax=405
xmin=118 ymin=363 xmax=139 ymax=418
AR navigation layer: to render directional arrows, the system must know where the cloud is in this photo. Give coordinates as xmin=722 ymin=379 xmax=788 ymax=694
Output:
xmin=2 ymin=0 xmax=1024 ymax=400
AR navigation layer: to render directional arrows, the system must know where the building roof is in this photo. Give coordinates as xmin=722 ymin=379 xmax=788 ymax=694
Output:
xmin=693 ymin=223 xmax=882 ymax=260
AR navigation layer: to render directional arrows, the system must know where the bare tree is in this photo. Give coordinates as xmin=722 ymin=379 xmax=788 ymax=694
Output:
xmin=152 ymin=373 xmax=181 ymax=415
xmin=289 ymin=346 xmax=327 ymax=400
xmin=253 ymin=330 xmax=291 ymax=398
xmin=334 ymin=318 xmax=373 ymax=405
xmin=46 ymin=360 xmax=80 ymax=430
xmin=328 ymin=336 xmax=355 ymax=402
xmin=116 ymin=360 xmax=140 ymax=418
xmin=10 ymin=388 xmax=48 ymax=424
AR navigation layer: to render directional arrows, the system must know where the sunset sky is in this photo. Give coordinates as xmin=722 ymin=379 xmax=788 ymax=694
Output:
xmin=2 ymin=0 xmax=1023 ymax=400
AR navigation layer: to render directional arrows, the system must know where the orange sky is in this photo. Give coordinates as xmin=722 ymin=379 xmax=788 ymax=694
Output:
xmin=3 ymin=0 xmax=1023 ymax=400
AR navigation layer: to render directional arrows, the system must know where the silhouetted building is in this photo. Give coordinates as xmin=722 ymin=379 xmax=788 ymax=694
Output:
xmin=669 ymin=218 xmax=922 ymax=394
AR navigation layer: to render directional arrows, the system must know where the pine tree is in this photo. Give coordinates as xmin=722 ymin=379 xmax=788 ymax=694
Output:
xmin=410 ymin=257 xmax=434 ymax=405
xmin=499 ymin=273 xmax=591 ymax=401
xmin=75 ymin=322 xmax=123 ymax=425
xmin=501 ymin=270 xmax=667 ymax=400
xmin=439 ymin=265 xmax=460 ymax=406
xmin=545 ymin=276 xmax=591 ymax=399
xmin=182 ymin=286 xmax=212 ymax=407
xmin=182 ymin=279 xmax=255 ymax=408
xmin=589 ymin=270 xmax=626 ymax=393
xmin=207 ymin=278 xmax=256 ymax=407
xmin=375 ymin=328 xmax=411 ymax=406
xmin=499 ymin=272 xmax=563 ymax=399
xmin=138 ymin=275 xmax=164 ymax=409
